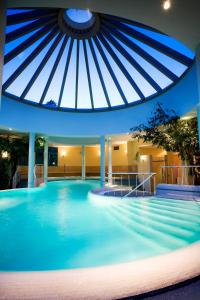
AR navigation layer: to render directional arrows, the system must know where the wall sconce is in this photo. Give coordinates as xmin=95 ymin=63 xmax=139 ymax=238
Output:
xmin=2 ymin=151 xmax=8 ymax=159
xmin=61 ymin=149 xmax=67 ymax=157
xmin=140 ymin=155 xmax=147 ymax=162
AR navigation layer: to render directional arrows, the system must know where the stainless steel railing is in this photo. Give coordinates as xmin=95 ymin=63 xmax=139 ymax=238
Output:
xmin=107 ymin=172 xmax=156 ymax=197
xmin=161 ymin=165 xmax=200 ymax=185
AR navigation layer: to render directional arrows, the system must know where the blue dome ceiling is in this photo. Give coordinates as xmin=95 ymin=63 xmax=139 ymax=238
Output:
xmin=2 ymin=8 xmax=195 ymax=112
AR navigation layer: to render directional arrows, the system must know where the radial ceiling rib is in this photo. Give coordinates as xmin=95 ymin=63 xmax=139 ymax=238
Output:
xmin=4 ymin=22 xmax=57 ymax=64
xmin=101 ymin=21 xmax=178 ymax=82
xmin=98 ymin=32 xmax=145 ymax=100
xmin=3 ymin=27 xmax=59 ymax=91
xmin=7 ymin=9 xmax=58 ymax=25
xmin=93 ymin=36 xmax=128 ymax=105
xmin=39 ymin=36 xmax=69 ymax=104
xmin=101 ymin=27 xmax=162 ymax=93
xmin=75 ymin=40 xmax=80 ymax=109
xmin=103 ymin=18 xmax=193 ymax=66
xmin=58 ymin=39 xmax=74 ymax=107
xmin=88 ymin=38 xmax=111 ymax=108
xmin=20 ymin=32 xmax=63 ymax=99
xmin=83 ymin=40 xmax=94 ymax=109
xmin=6 ymin=17 xmax=57 ymax=43
xmin=100 ymin=13 xmax=163 ymax=34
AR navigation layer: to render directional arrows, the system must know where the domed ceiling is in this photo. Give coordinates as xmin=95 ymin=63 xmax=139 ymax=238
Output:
xmin=2 ymin=8 xmax=195 ymax=112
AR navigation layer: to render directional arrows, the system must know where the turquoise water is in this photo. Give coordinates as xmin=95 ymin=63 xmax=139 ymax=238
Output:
xmin=0 ymin=180 xmax=200 ymax=271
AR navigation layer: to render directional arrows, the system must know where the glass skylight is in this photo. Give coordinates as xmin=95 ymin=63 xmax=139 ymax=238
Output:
xmin=2 ymin=8 xmax=195 ymax=112
xmin=65 ymin=9 xmax=93 ymax=24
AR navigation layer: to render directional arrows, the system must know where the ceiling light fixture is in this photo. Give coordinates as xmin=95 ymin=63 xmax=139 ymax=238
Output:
xmin=163 ymin=0 xmax=171 ymax=10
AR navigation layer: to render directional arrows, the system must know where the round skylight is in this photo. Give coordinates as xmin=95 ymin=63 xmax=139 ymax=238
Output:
xmin=65 ymin=9 xmax=93 ymax=24
xmin=3 ymin=8 xmax=194 ymax=112
xmin=63 ymin=8 xmax=96 ymax=31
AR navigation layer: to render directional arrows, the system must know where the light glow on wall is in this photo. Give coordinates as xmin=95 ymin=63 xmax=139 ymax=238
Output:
xmin=97 ymin=148 xmax=100 ymax=156
xmin=124 ymin=142 xmax=128 ymax=154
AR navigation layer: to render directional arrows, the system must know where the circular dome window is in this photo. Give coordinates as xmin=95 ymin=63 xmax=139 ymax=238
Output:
xmin=64 ymin=9 xmax=95 ymax=29
xmin=3 ymin=8 xmax=194 ymax=112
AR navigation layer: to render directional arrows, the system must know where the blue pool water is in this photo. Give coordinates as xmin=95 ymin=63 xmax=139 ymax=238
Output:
xmin=0 ymin=180 xmax=200 ymax=271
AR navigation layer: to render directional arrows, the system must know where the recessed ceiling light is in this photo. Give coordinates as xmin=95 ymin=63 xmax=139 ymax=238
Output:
xmin=163 ymin=0 xmax=171 ymax=10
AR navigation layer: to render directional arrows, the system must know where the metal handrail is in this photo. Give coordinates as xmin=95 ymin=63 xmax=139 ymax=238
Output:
xmin=161 ymin=166 xmax=200 ymax=168
xmin=122 ymin=173 xmax=156 ymax=198
xmin=111 ymin=172 xmax=156 ymax=175
xmin=107 ymin=172 xmax=156 ymax=198
xmin=161 ymin=165 xmax=200 ymax=185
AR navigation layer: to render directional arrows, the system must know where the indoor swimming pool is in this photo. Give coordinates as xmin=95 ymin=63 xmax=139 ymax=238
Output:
xmin=0 ymin=180 xmax=200 ymax=271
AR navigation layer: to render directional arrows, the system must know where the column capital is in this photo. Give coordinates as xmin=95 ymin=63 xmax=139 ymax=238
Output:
xmin=29 ymin=132 xmax=36 ymax=137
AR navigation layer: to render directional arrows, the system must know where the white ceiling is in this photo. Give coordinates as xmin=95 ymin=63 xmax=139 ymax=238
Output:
xmin=6 ymin=0 xmax=200 ymax=51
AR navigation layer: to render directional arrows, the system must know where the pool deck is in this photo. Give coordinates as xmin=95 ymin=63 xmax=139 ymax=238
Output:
xmin=0 ymin=241 xmax=200 ymax=300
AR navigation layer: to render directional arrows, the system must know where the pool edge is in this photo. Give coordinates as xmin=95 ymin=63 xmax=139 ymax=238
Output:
xmin=1 ymin=241 xmax=200 ymax=299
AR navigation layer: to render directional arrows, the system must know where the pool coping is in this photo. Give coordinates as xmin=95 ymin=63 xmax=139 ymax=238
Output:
xmin=0 ymin=241 xmax=200 ymax=299
xmin=1 ymin=184 xmax=200 ymax=299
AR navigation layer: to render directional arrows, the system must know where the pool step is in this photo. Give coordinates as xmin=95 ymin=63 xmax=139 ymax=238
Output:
xmin=126 ymin=200 xmax=200 ymax=223
xmin=113 ymin=204 xmax=198 ymax=240
xmin=106 ymin=207 xmax=170 ymax=254
xmin=106 ymin=206 xmax=188 ymax=250
xmin=120 ymin=201 xmax=200 ymax=231
xmin=144 ymin=198 xmax=200 ymax=214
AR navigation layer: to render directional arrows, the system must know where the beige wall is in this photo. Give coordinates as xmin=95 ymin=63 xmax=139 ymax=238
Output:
xmin=139 ymin=146 xmax=166 ymax=157
xmin=18 ymin=141 xmax=181 ymax=180
xmin=56 ymin=142 xmax=180 ymax=169
xmin=57 ymin=143 xmax=134 ymax=168
xmin=58 ymin=146 xmax=82 ymax=167
xmin=85 ymin=146 xmax=100 ymax=167
xmin=111 ymin=143 xmax=128 ymax=167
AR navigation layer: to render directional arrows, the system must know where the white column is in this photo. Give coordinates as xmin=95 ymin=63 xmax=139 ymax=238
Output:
xmin=28 ymin=132 xmax=35 ymax=188
xmin=196 ymin=45 xmax=200 ymax=148
xmin=108 ymin=136 xmax=112 ymax=186
xmin=43 ymin=138 xmax=48 ymax=184
xmin=82 ymin=145 xmax=85 ymax=180
xmin=0 ymin=0 xmax=6 ymax=105
xmin=100 ymin=135 xmax=105 ymax=187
